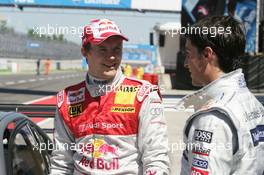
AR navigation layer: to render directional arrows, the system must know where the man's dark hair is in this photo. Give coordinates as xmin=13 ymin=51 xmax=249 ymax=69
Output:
xmin=84 ymin=42 xmax=91 ymax=52
xmin=186 ymin=15 xmax=246 ymax=72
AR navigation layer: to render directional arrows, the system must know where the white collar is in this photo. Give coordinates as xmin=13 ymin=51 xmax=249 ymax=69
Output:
xmin=85 ymin=67 xmax=125 ymax=97
xmin=176 ymin=69 xmax=246 ymax=111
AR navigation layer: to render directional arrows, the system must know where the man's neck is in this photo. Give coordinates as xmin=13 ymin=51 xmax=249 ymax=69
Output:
xmin=87 ymin=74 xmax=111 ymax=85
xmin=86 ymin=68 xmax=124 ymax=97
xmin=204 ymin=67 xmax=225 ymax=86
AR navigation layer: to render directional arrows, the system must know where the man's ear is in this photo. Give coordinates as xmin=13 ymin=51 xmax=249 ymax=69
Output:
xmin=81 ymin=47 xmax=87 ymax=57
xmin=203 ymin=46 xmax=214 ymax=62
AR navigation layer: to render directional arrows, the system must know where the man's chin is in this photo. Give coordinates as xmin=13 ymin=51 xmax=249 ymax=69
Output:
xmin=102 ymin=70 xmax=117 ymax=80
xmin=192 ymin=81 xmax=202 ymax=87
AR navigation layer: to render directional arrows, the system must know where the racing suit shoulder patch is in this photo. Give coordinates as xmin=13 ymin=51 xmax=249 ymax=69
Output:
xmin=57 ymin=81 xmax=85 ymax=109
xmin=122 ymin=77 xmax=152 ymax=102
xmin=137 ymin=82 xmax=152 ymax=102
xmin=65 ymin=81 xmax=86 ymax=105
xmin=124 ymin=78 xmax=161 ymax=103
xmin=57 ymin=90 xmax=64 ymax=108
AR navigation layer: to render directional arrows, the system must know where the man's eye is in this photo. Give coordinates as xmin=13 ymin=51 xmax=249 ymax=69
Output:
xmin=114 ymin=48 xmax=121 ymax=52
xmin=99 ymin=48 xmax=107 ymax=53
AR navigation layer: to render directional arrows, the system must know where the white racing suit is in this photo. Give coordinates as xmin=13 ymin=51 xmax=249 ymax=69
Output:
xmin=178 ymin=69 xmax=264 ymax=175
xmin=50 ymin=69 xmax=170 ymax=175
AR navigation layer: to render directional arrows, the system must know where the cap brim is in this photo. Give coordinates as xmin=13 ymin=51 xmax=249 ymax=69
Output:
xmin=91 ymin=33 xmax=128 ymax=45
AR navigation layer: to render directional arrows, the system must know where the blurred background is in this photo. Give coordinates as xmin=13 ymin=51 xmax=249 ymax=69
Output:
xmin=0 ymin=0 xmax=263 ymax=91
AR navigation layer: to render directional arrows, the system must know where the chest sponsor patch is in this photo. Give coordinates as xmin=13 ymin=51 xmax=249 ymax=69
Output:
xmin=194 ymin=129 xmax=213 ymax=143
xmin=78 ymin=138 xmax=119 ymax=170
xmin=250 ymin=125 xmax=264 ymax=146
xmin=68 ymin=104 xmax=83 ymax=117
xmin=114 ymin=86 xmax=137 ymax=105
xmin=192 ymin=146 xmax=211 ymax=156
xmin=192 ymin=158 xmax=208 ymax=169
xmin=67 ymin=87 xmax=85 ymax=104
xmin=191 ymin=167 xmax=208 ymax=175
xmin=245 ymin=109 xmax=264 ymax=122
xmin=111 ymin=106 xmax=135 ymax=113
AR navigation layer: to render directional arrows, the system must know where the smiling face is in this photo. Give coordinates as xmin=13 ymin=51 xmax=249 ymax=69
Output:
xmin=83 ymin=36 xmax=123 ymax=80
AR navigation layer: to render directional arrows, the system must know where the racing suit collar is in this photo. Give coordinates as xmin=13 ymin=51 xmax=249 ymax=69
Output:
xmin=177 ymin=69 xmax=246 ymax=111
xmin=85 ymin=67 xmax=125 ymax=97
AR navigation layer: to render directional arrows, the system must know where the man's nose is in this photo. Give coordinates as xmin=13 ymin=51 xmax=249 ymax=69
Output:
xmin=108 ymin=56 xmax=115 ymax=60
xmin=105 ymin=51 xmax=116 ymax=60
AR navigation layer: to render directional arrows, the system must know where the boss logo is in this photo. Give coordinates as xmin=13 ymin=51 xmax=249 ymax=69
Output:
xmin=194 ymin=129 xmax=213 ymax=143
xmin=192 ymin=158 xmax=208 ymax=169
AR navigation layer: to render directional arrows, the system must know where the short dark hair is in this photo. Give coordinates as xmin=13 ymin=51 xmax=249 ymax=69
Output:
xmin=186 ymin=15 xmax=246 ymax=73
xmin=84 ymin=42 xmax=91 ymax=52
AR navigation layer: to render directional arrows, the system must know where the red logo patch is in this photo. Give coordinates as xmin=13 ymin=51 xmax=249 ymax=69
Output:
xmin=146 ymin=170 xmax=157 ymax=175
xmin=57 ymin=90 xmax=64 ymax=108
xmin=191 ymin=167 xmax=208 ymax=175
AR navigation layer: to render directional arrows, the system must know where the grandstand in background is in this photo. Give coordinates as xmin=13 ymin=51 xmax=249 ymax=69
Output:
xmin=0 ymin=25 xmax=82 ymax=60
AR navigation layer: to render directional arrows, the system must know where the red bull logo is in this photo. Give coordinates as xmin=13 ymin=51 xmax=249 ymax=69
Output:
xmin=79 ymin=157 xmax=119 ymax=170
xmin=78 ymin=139 xmax=119 ymax=170
xmin=99 ymin=143 xmax=118 ymax=156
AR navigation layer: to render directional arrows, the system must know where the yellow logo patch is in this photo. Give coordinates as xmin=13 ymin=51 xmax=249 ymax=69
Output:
xmin=111 ymin=106 xmax=135 ymax=113
xmin=68 ymin=104 xmax=83 ymax=117
xmin=114 ymin=86 xmax=137 ymax=105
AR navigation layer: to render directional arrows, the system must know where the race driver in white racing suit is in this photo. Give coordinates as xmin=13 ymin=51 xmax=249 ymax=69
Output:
xmin=178 ymin=16 xmax=264 ymax=175
xmin=49 ymin=18 xmax=170 ymax=175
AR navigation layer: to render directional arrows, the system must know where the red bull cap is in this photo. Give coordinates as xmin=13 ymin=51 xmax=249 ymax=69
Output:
xmin=82 ymin=18 xmax=128 ymax=47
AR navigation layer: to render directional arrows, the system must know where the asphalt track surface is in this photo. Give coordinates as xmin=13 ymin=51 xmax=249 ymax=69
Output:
xmin=0 ymin=71 xmax=86 ymax=104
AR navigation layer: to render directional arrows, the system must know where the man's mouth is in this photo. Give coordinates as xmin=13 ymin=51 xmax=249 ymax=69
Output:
xmin=103 ymin=63 xmax=116 ymax=69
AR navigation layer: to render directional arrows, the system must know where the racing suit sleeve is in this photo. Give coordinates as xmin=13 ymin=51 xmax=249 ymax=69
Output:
xmin=138 ymin=90 xmax=170 ymax=175
xmin=49 ymin=108 xmax=75 ymax=175
xmin=181 ymin=111 xmax=236 ymax=175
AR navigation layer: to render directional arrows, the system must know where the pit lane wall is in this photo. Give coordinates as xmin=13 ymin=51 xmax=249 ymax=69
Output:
xmin=0 ymin=58 xmax=82 ymax=73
